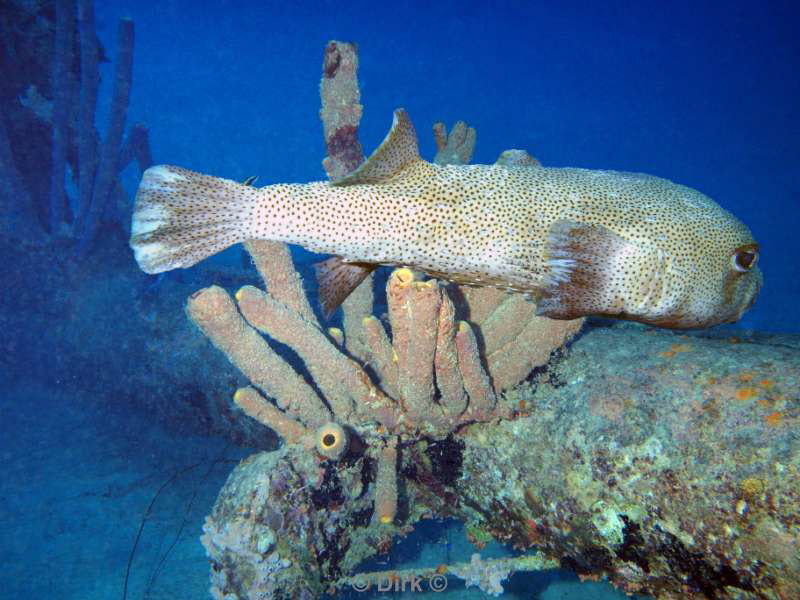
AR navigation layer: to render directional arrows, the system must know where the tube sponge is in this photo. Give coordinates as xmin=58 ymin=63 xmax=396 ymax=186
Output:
xmin=315 ymin=422 xmax=349 ymax=460
xmin=373 ymin=440 xmax=398 ymax=525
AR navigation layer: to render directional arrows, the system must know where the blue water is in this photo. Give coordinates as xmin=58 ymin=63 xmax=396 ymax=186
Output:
xmin=98 ymin=0 xmax=798 ymax=333
xmin=1 ymin=1 xmax=798 ymax=599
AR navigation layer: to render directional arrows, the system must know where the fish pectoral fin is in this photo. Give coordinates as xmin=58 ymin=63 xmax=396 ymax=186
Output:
xmin=537 ymin=219 xmax=636 ymax=320
xmin=332 ymin=108 xmax=421 ymax=186
xmin=314 ymin=256 xmax=376 ymax=319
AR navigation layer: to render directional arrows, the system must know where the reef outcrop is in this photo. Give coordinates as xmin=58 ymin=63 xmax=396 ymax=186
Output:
xmin=456 ymin=324 xmax=800 ymax=599
xmin=200 ymin=321 xmax=800 ymax=599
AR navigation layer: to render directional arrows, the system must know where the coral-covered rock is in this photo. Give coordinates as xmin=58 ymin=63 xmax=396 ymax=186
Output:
xmin=455 ymin=323 xmax=800 ymax=599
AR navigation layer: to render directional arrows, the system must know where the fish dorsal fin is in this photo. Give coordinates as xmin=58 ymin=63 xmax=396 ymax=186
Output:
xmin=333 ymin=108 xmax=420 ymax=186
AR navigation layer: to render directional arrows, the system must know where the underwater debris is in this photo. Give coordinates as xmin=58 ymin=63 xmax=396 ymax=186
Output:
xmin=449 ymin=552 xmax=512 ymax=596
xmin=337 ymin=552 xmax=558 ymax=595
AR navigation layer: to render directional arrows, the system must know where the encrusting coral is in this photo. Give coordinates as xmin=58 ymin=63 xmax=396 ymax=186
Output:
xmin=192 ymin=40 xmax=582 ymax=598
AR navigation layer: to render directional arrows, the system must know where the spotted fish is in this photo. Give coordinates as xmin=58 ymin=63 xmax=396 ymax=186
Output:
xmin=130 ymin=109 xmax=761 ymax=328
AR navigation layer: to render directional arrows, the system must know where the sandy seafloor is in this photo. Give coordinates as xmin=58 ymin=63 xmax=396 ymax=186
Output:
xmin=0 ymin=372 xmax=645 ymax=599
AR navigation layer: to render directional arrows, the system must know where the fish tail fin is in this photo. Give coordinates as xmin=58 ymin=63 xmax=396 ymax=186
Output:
xmin=130 ymin=165 xmax=261 ymax=274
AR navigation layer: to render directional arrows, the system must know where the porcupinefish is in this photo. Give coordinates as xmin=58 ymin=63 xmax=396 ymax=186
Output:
xmin=130 ymin=109 xmax=761 ymax=329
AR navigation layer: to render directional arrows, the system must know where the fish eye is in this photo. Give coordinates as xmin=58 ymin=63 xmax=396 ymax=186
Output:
xmin=731 ymin=245 xmax=758 ymax=272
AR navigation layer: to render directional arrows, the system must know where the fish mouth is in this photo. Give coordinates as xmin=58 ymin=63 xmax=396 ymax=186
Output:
xmin=731 ymin=273 xmax=762 ymax=322
xmin=743 ymin=288 xmax=759 ymax=312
